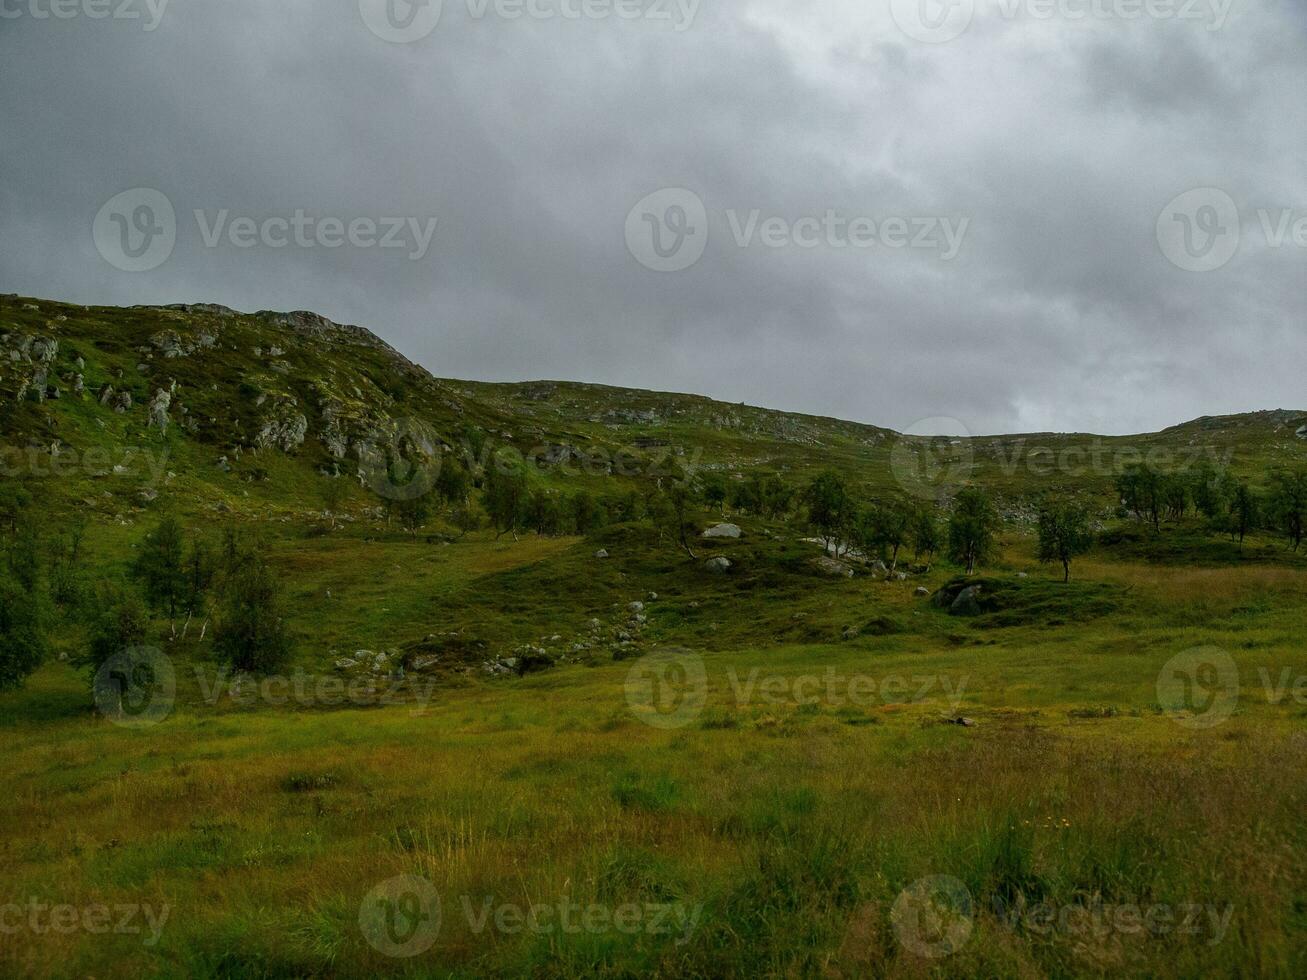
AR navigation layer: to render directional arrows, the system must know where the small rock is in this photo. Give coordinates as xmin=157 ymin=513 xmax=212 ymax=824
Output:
xmin=594 ymin=549 xmax=609 ymax=559
xmin=914 ymin=586 xmax=931 ymax=597
xmin=705 ymin=556 xmax=732 ymax=574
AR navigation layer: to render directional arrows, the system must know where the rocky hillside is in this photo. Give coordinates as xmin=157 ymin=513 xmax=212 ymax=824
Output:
xmin=2 ymin=292 xmax=1303 ymax=516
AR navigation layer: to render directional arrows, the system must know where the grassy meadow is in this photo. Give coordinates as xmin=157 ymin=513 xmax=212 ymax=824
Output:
xmin=3 ymin=517 xmax=1306 ymax=978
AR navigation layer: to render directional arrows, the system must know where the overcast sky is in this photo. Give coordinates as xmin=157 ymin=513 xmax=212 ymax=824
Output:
xmin=2 ymin=0 xmax=1304 ymax=436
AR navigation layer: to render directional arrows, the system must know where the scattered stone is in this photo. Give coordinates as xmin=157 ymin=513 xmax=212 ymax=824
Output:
xmin=915 ymin=586 xmax=931 ymax=597
xmin=594 ymin=549 xmax=609 ymax=559
xmin=702 ymin=523 xmax=742 ymax=540
xmin=705 ymin=556 xmax=732 ymax=574
xmin=628 ymin=601 xmax=645 ymax=613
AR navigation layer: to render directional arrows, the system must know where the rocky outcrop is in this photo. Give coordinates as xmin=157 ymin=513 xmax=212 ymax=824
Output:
xmin=148 ymin=388 xmax=172 ymax=432
xmin=254 ymin=401 xmax=309 ymax=453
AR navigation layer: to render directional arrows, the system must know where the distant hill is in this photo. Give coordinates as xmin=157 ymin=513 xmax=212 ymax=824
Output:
xmin=2 ymin=293 xmax=1303 ymax=523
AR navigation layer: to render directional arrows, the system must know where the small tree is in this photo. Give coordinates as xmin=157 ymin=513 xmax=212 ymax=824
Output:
xmin=78 ymin=588 xmax=150 ymax=716
xmin=396 ymin=494 xmax=434 ymax=540
xmin=321 ymin=478 xmax=345 ymax=530
xmin=872 ymin=500 xmax=911 ymax=571
xmin=436 ymin=461 xmax=471 ymax=514
xmin=804 ymin=471 xmax=852 ymax=555
xmin=700 ymin=473 xmax=728 ymax=516
xmin=1227 ymin=482 xmax=1260 ymax=551
xmin=658 ymin=478 xmax=700 ymax=561
xmin=131 ymin=517 xmax=186 ymax=623
xmin=214 ymin=559 xmax=292 ymax=673
xmin=910 ymin=504 xmax=941 ymax=569
xmin=182 ymin=536 xmax=215 ymax=638
xmin=83 ymin=588 xmax=150 ymax=675
xmin=1267 ymin=470 xmax=1307 ymax=551
xmin=948 ymin=488 xmax=1000 ymax=575
xmin=526 ymin=489 xmax=562 ymax=536
xmin=1192 ymin=463 xmax=1233 ymax=521
xmin=0 ymin=570 xmax=45 ymax=691
xmin=570 ymin=491 xmax=601 ymax=535
xmin=450 ymin=499 xmax=483 ymax=539
xmin=1117 ymin=465 xmax=1163 ymax=532
xmin=484 ymin=455 xmax=529 ymax=541
xmin=1035 ymin=500 xmax=1094 ymax=583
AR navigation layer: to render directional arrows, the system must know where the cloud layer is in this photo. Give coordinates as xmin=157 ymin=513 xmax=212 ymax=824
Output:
xmin=2 ymin=0 xmax=1304 ymax=435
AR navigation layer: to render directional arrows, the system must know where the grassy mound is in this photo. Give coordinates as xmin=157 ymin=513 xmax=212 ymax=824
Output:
xmin=931 ymin=575 xmax=1127 ymax=627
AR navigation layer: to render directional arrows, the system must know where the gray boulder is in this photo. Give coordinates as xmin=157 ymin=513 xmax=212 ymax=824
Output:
xmin=811 ymin=556 xmax=854 ymax=578
xmin=702 ymin=523 xmax=742 ymax=540
xmin=950 ymin=585 xmax=984 ymax=616
xmin=705 ymin=556 xmax=732 ymax=574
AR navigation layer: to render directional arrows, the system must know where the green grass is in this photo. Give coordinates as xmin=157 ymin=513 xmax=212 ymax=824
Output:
xmin=4 ymin=525 xmax=1307 ymax=977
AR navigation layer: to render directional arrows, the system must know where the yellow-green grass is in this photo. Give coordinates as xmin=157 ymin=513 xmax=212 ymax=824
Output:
xmin=3 ymin=544 xmax=1306 ymax=978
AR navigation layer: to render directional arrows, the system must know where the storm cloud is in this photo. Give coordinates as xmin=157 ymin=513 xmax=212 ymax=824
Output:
xmin=2 ymin=0 xmax=1304 ymax=435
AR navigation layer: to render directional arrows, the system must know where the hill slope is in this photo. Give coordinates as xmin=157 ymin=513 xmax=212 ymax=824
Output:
xmin=3 ymin=292 xmax=1304 ymax=521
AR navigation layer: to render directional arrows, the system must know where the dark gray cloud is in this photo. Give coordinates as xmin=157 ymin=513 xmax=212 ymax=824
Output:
xmin=2 ymin=0 xmax=1304 ymax=435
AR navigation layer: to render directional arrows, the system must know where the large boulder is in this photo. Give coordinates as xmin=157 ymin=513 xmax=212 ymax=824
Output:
xmin=702 ymin=523 xmax=742 ymax=540
xmin=950 ymin=585 xmax=984 ymax=616
xmin=811 ymin=556 xmax=854 ymax=578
